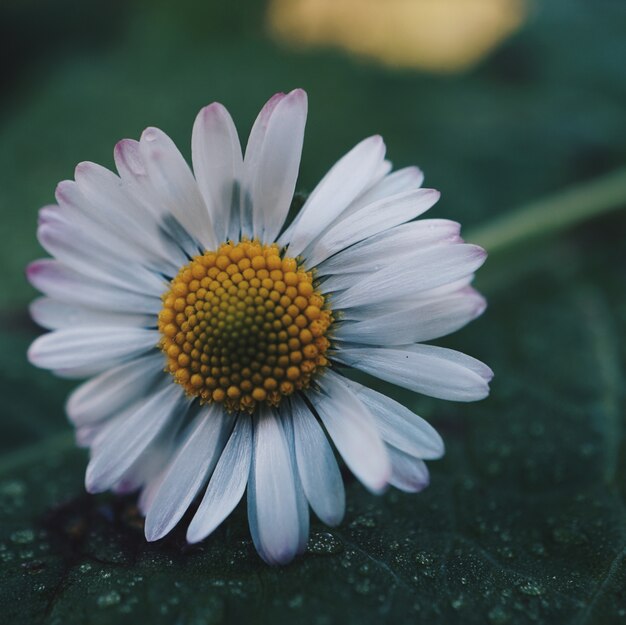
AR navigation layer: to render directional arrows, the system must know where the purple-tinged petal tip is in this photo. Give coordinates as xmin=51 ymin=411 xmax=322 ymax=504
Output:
xmin=114 ymin=139 xmax=145 ymax=177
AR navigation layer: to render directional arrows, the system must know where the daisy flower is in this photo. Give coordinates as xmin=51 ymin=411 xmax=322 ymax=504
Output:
xmin=27 ymin=89 xmax=492 ymax=565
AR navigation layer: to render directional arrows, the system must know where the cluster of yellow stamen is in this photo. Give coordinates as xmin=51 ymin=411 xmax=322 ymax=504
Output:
xmin=158 ymin=241 xmax=333 ymax=412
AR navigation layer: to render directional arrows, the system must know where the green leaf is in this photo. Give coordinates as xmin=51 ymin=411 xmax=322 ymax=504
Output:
xmin=1 ymin=218 xmax=625 ymax=624
xmin=2 ymin=0 xmax=626 ymax=623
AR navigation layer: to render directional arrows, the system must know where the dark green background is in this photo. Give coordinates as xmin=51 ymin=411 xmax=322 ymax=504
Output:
xmin=1 ymin=1 xmax=625 ymax=623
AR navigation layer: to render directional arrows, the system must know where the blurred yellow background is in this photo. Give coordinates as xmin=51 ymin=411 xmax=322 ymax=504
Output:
xmin=268 ymin=0 xmax=527 ymax=72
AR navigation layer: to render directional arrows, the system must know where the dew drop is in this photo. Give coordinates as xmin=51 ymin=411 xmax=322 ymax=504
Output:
xmin=551 ymin=525 xmax=588 ymax=546
xmin=488 ymin=606 xmax=510 ymax=624
xmin=10 ymin=529 xmax=34 ymax=544
xmin=349 ymin=515 xmax=377 ymax=529
xmin=0 ymin=481 xmax=26 ymax=497
xmin=531 ymin=543 xmax=546 ymax=556
xmin=97 ymin=590 xmax=121 ymax=608
xmin=307 ymin=532 xmax=344 ymax=555
xmin=518 ymin=581 xmax=543 ymax=596
xmin=415 ymin=552 xmax=433 ymax=566
xmin=461 ymin=477 xmax=475 ymax=491
xmin=354 ymin=581 xmax=371 ymax=595
xmin=499 ymin=546 xmax=515 ymax=560
xmin=288 ymin=594 xmax=304 ymax=609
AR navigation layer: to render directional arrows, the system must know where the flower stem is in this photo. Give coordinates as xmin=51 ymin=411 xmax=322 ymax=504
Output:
xmin=467 ymin=167 xmax=626 ymax=255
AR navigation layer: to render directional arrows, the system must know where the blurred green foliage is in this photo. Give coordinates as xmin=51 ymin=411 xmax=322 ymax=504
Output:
xmin=0 ymin=0 xmax=625 ymax=623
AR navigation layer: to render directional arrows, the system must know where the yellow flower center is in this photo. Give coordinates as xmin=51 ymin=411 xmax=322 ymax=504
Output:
xmin=158 ymin=240 xmax=333 ymax=412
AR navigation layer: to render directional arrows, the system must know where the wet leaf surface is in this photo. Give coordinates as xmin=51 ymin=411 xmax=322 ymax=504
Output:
xmin=2 ymin=220 xmax=626 ymax=624
xmin=1 ymin=1 xmax=626 ymax=623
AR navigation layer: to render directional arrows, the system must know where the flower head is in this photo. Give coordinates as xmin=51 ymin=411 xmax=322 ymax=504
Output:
xmin=28 ymin=89 xmax=492 ymax=565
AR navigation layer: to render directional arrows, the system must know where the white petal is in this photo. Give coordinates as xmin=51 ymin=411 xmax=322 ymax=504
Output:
xmin=413 ymin=275 xmax=477 ymax=300
xmin=85 ymin=383 xmax=184 ymax=493
xmin=75 ymin=423 xmax=104 ymax=448
xmin=114 ymin=139 xmax=199 ymax=261
xmin=335 ymin=289 xmax=486 ymax=345
xmin=316 ymin=219 xmax=461 ymax=276
xmin=37 ymin=210 xmax=167 ymax=296
xmin=290 ymin=397 xmax=345 ymax=526
xmin=73 ymin=162 xmax=154 ymax=238
xmin=186 ymin=415 xmax=253 ymax=543
xmin=318 ymin=272 xmax=362 ymax=295
xmin=145 ymin=405 xmax=231 ymax=541
xmin=279 ymin=409 xmax=310 ymax=554
xmin=45 ymin=189 xmax=145 ymax=270
xmin=345 ymin=381 xmax=444 ymax=459
xmin=136 ymin=436 xmax=184 ymax=517
xmin=191 ymin=102 xmax=243 ymax=243
xmin=327 ymin=166 xmax=422 ymax=231
xmin=243 ymin=89 xmax=307 ymax=242
xmin=333 ymin=243 xmax=487 ymax=309
xmin=28 ymin=327 xmax=159 ymax=372
xmin=280 ymin=136 xmax=386 ymax=257
xmin=324 ymin=270 xmax=471 ymax=303
xmin=357 ymin=166 xmax=425 ymax=204
xmin=112 ymin=476 xmax=141 ymax=495
xmin=303 ymin=188 xmax=440 ymax=267
xmin=30 ymin=297 xmax=156 ymax=331
xmin=138 ymin=468 xmax=169 ymax=516
xmin=327 ymin=157 xmax=392 ymax=224
xmin=71 ymin=163 xmax=184 ymax=274
xmin=310 ymin=371 xmax=391 ymax=493
xmin=293 ymin=475 xmax=310 ymax=555
xmin=387 ymin=447 xmax=430 ymax=493
xmin=370 ymin=159 xmax=393 ymax=186
xmin=66 ymin=353 xmax=165 ymax=426
xmin=114 ymin=434 xmax=178 ymax=496
xmin=336 ymin=344 xmax=493 ymax=402
xmin=113 ymin=137 xmax=148 ymax=183
xmin=247 ymin=473 xmax=262 ymax=561
xmin=139 ymin=127 xmax=217 ymax=251
xmin=247 ymin=407 xmax=300 ymax=565
xmin=239 ymin=93 xmax=285 ymax=237
xmin=54 ymin=365 xmax=118 ymax=380
xmin=344 ymin=274 xmax=476 ymax=320
xmin=27 ymin=260 xmax=162 ymax=315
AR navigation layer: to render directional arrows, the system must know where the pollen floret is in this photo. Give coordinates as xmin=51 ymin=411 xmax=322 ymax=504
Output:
xmin=158 ymin=241 xmax=333 ymax=412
